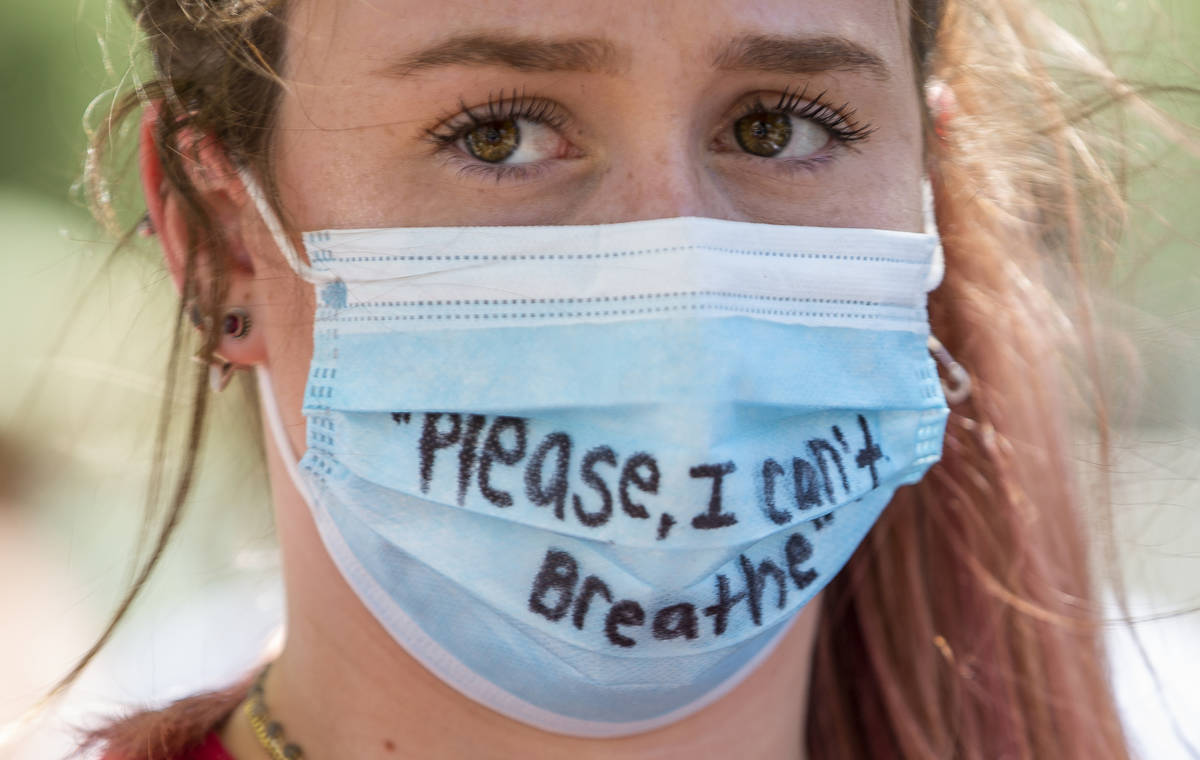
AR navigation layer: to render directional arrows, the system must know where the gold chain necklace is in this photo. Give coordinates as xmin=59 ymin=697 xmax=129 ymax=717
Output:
xmin=241 ymin=664 xmax=305 ymax=760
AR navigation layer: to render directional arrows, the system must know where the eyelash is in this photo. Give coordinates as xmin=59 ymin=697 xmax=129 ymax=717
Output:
xmin=424 ymin=90 xmax=566 ymax=144
xmin=423 ymin=85 xmax=875 ymax=180
xmin=741 ymin=85 xmax=876 ymax=144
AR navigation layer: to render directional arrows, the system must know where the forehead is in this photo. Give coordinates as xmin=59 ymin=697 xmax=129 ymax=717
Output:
xmin=283 ymin=0 xmax=911 ymax=81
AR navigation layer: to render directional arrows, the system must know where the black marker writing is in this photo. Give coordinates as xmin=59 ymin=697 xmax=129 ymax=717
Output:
xmin=761 ymin=458 xmax=790 ymax=525
xmin=785 ymin=533 xmax=818 ymax=589
xmin=456 ymin=414 xmax=487 ymax=506
xmin=739 ymin=555 xmax=788 ymax=626
xmin=652 ymin=603 xmax=699 ymax=641
xmin=527 ymin=531 xmax=819 ymax=648
xmin=807 ymin=439 xmax=850 ymax=502
xmin=403 ymin=412 xmax=883 ymax=542
xmin=854 ymin=413 xmax=884 ymax=488
xmin=792 ymin=457 xmax=822 ymax=511
xmin=477 ymin=416 xmax=527 ymax=508
xmin=656 ymin=513 xmax=676 ymax=540
xmin=527 ymin=549 xmax=577 ymax=622
xmin=702 ymin=573 xmax=745 ymax=636
xmin=526 ymin=432 xmax=572 ymax=519
xmin=605 ymin=600 xmax=645 ymax=648
xmin=689 ymin=461 xmax=738 ymax=529
xmin=573 ymin=446 xmax=617 ymax=527
xmin=618 ymin=453 xmax=658 ymax=519
xmin=572 ymin=575 xmax=613 ymax=630
xmin=419 ymin=413 xmax=462 ymax=494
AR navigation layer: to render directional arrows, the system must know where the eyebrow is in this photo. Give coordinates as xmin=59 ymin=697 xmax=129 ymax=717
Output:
xmin=376 ymin=31 xmax=890 ymax=81
xmin=710 ymin=34 xmax=892 ymax=80
xmin=378 ymin=33 xmax=629 ymax=77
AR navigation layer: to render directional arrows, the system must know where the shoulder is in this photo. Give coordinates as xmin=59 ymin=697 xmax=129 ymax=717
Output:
xmin=89 ymin=672 xmax=252 ymax=760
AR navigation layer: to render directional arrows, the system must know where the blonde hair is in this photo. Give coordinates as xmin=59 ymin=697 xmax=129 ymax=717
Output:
xmin=66 ymin=0 xmax=1196 ymax=756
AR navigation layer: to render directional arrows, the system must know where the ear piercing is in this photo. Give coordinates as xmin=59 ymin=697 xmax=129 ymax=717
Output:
xmin=186 ymin=304 xmax=252 ymax=339
xmin=189 ymin=305 xmax=253 ymax=393
xmin=223 ymin=306 xmax=252 ymax=339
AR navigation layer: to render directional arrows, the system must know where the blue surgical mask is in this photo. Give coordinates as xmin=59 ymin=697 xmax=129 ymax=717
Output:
xmin=244 ymin=170 xmax=950 ymax=737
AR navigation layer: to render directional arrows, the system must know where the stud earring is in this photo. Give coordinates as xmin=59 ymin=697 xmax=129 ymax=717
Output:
xmin=191 ymin=307 xmax=253 ymax=393
xmin=223 ymin=307 xmax=252 ymax=339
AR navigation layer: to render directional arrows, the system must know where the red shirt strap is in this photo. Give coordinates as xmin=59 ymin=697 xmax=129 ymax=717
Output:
xmin=178 ymin=732 xmax=234 ymax=760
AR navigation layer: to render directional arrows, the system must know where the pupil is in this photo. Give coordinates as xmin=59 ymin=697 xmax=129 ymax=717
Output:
xmin=465 ymin=118 xmax=520 ymax=163
xmin=735 ymin=111 xmax=792 ymax=157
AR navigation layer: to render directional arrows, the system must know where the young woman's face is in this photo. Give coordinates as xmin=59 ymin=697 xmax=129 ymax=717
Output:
xmin=213 ymin=4 xmax=930 ymax=733
xmin=270 ymin=0 xmax=925 ymax=233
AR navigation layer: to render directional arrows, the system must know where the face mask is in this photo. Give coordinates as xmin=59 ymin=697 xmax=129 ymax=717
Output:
xmin=242 ymin=169 xmax=951 ymax=737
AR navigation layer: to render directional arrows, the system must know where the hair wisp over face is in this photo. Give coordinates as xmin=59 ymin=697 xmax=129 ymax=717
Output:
xmin=57 ymin=0 xmax=1199 ymax=757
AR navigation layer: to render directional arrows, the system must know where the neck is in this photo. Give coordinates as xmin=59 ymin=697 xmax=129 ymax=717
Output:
xmin=240 ymin=411 xmax=819 ymax=760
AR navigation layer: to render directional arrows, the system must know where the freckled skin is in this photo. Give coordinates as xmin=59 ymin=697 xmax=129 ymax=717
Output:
xmin=201 ymin=1 xmax=927 ymax=758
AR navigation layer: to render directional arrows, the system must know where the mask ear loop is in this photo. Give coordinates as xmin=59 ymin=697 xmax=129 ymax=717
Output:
xmin=922 ymin=178 xmax=946 ymax=292
xmin=928 ymin=335 xmax=971 ymax=405
xmin=237 ymin=164 xmax=339 ymax=284
xmin=921 ymin=179 xmax=971 ymax=404
xmin=237 ymin=166 xmax=329 ymax=498
xmin=255 ymin=364 xmax=312 ymax=501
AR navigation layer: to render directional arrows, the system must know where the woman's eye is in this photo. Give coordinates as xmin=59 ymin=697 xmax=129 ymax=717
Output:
xmin=733 ymin=110 xmax=829 ymax=159
xmin=456 ymin=117 xmax=566 ymax=165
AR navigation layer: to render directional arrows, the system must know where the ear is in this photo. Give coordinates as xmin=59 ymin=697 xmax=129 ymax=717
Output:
xmin=925 ymin=78 xmax=956 ymax=143
xmin=139 ymin=100 xmax=266 ymax=368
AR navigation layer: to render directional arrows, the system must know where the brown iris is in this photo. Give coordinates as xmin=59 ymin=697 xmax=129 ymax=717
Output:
xmin=465 ymin=118 xmax=520 ymax=163
xmin=734 ymin=111 xmax=792 ymax=157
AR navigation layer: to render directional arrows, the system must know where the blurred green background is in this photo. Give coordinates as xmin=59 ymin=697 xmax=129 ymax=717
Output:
xmin=0 ymin=0 xmax=1196 ymax=757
